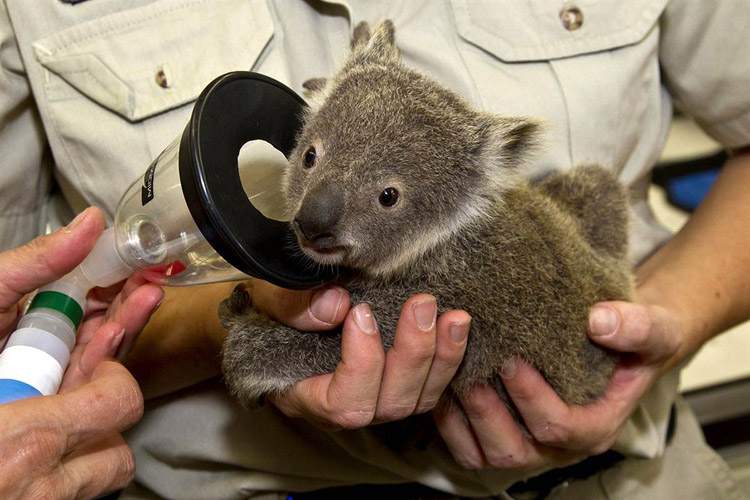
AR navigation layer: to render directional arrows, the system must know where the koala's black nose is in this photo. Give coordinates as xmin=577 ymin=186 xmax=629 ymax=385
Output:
xmin=294 ymin=184 xmax=342 ymax=248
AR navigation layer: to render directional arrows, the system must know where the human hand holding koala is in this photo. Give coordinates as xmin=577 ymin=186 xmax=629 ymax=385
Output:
xmin=223 ymin=280 xmax=473 ymax=430
xmin=265 ymin=288 xmax=472 ymax=430
xmin=437 ymin=299 xmax=683 ymax=470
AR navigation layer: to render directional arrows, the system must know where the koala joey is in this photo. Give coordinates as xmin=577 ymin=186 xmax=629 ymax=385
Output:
xmin=220 ymin=20 xmax=633 ymax=418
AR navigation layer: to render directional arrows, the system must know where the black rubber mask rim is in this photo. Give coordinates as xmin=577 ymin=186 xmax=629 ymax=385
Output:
xmin=179 ymin=72 xmax=337 ymax=289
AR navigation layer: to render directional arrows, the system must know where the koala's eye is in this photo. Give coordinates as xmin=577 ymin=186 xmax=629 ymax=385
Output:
xmin=379 ymin=187 xmax=400 ymax=207
xmin=303 ymin=147 xmax=316 ymax=168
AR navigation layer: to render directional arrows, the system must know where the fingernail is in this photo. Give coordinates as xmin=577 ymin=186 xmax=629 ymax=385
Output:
xmin=108 ymin=328 xmax=126 ymax=357
xmin=413 ymin=298 xmax=436 ymax=331
xmin=589 ymin=306 xmax=619 ymax=337
xmin=501 ymin=360 xmax=516 ymax=379
xmin=64 ymin=207 xmax=92 ymax=233
xmin=449 ymin=318 xmax=470 ymax=344
xmin=353 ymin=303 xmax=377 ymax=334
xmin=154 ymin=291 xmax=166 ymax=310
xmin=310 ymin=287 xmax=344 ymax=325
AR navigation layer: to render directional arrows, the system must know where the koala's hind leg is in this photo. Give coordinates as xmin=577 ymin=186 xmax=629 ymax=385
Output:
xmin=219 ymin=285 xmax=342 ymax=409
xmin=539 ymin=165 xmax=629 ymax=260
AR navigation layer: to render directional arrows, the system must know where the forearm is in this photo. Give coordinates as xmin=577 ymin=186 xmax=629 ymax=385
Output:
xmin=636 ymin=149 xmax=750 ymax=370
xmin=123 ymin=281 xmax=236 ymax=399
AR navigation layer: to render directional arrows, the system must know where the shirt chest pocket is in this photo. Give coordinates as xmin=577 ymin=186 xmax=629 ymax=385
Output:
xmin=450 ymin=0 xmax=668 ymax=180
xmin=32 ymin=0 xmax=273 ymax=217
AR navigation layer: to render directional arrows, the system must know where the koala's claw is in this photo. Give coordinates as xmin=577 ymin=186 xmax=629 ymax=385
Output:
xmin=225 ymin=284 xmax=252 ymax=315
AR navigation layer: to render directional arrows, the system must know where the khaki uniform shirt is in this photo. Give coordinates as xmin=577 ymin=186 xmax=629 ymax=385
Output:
xmin=1 ymin=0 xmax=749 ymax=497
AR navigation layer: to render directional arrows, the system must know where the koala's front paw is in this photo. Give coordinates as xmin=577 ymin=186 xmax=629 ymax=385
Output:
xmin=220 ymin=295 xmax=344 ymax=410
xmin=221 ymin=314 xmax=300 ymax=409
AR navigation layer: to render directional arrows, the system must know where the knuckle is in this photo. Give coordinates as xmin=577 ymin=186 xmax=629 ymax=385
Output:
xmin=628 ymin=307 xmax=653 ymax=344
xmin=587 ymin=435 xmax=617 ymax=456
xmin=375 ymin=402 xmax=415 ymax=422
xmin=532 ymin=421 xmax=571 ymax=446
xmin=337 ymin=359 xmax=383 ymax=386
xmin=436 ymin=345 xmax=465 ymax=366
xmin=485 ymin=450 xmax=526 ymax=469
xmin=117 ymin=446 xmax=138 ymax=485
xmin=375 ymin=410 xmax=410 ymax=422
xmin=103 ymin=370 xmax=144 ymax=426
xmin=274 ymin=395 xmax=302 ymax=419
xmin=410 ymin=348 xmax=436 ymax=367
xmin=414 ymin=396 xmax=440 ymax=414
xmin=86 ymin=369 xmax=144 ymax=430
xmin=393 ymin=345 xmax=435 ymax=370
xmin=122 ymin=382 xmax=145 ymax=424
xmin=21 ymin=236 xmax=54 ymax=273
xmin=370 ymin=348 xmax=387 ymax=369
xmin=348 ymin=348 xmax=386 ymax=372
xmin=79 ymin=444 xmax=136 ymax=497
xmin=588 ymin=442 xmax=612 ymax=456
xmin=506 ymin=383 xmax=536 ymax=405
xmin=22 ymin=235 xmax=46 ymax=255
xmin=664 ymin=330 xmax=683 ymax=357
xmin=21 ymin=426 xmax=62 ymax=463
xmin=462 ymin=398 xmax=494 ymax=421
xmin=453 ymin=453 xmax=484 ymax=470
xmin=332 ymin=409 xmax=375 ymax=429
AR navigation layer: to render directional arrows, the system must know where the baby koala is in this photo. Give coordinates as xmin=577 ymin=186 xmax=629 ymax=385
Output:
xmin=220 ymin=21 xmax=633 ymax=416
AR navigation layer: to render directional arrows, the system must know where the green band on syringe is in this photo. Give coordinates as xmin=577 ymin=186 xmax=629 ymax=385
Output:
xmin=28 ymin=291 xmax=84 ymax=329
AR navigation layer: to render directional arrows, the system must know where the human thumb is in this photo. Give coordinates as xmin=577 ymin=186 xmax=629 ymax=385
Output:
xmin=0 ymin=207 xmax=105 ymax=310
xmin=587 ymin=301 xmax=682 ymax=364
xmin=246 ymin=280 xmax=350 ymax=331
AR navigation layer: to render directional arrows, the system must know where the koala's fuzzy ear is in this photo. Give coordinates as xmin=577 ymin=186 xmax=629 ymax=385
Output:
xmin=301 ymin=77 xmax=330 ymax=106
xmin=302 ymin=77 xmax=328 ymax=93
xmin=476 ymin=114 xmax=543 ymax=171
xmin=351 ymin=21 xmax=371 ymax=49
xmin=351 ymin=20 xmax=399 ymax=63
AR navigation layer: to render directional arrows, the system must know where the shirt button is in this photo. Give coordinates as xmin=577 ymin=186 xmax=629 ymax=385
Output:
xmin=560 ymin=5 xmax=584 ymax=31
xmin=156 ymin=68 xmax=170 ymax=89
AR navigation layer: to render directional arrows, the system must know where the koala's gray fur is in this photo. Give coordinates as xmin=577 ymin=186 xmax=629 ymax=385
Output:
xmin=220 ymin=21 xmax=633 ymax=415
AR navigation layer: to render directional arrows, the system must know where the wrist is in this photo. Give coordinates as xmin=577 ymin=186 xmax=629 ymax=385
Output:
xmin=637 ymin=152 xmax=750 ymax=370
xmin=635 ymin=268 xmax=720 ymax=374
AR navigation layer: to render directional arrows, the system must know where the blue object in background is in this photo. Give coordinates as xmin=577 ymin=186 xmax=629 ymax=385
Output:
xmin=0 ymin=379 xmax=42 ymax=404
xmin=653 ymin=151 xmax=725 ymax=213
xmin=663 ymin=168 xmax=720 ymax=212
